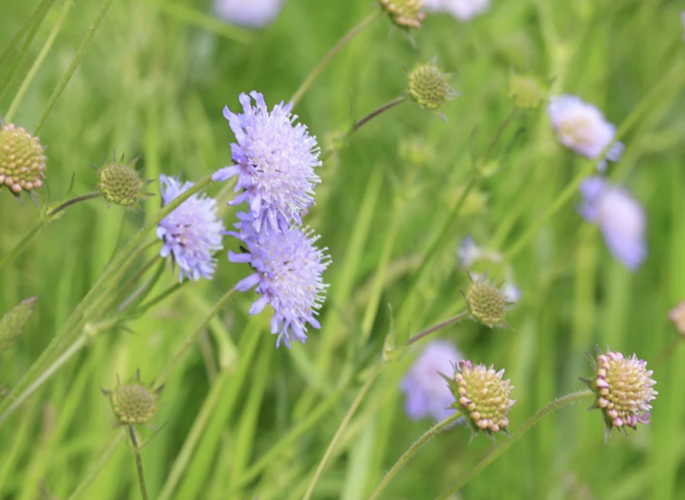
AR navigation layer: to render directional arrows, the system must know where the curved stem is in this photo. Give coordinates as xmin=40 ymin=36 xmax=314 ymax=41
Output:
xmin=435 ymin=391 xmax=595 ymax=499
xmin=302 ymin=359 xmax=385 ymax=500
xmin=407 ymin=311 xmax=470 ymax=346
xmin=33 ymin=0 xmax=117 ymax=134
xmin=352 ymin=96 xmax=408 ymax=133
xmin=47 ymin=192 xmax=102 ymax=217
xmin=480 ymin=108 xmax=519 ymax=166
xmin=367 ymin=411 xmax=463 ymax=500
xmin=4 ymin=0 xmax=71 ymax=123
xmin=290 ymin=10 xmax=382 ymax=107
xmin=128 ymin=426 xmax=149 ymax=500
xmin=0 ymin=219 xmax=46 ymax=270
xmin=131 ymin=281 xmax=186 ymax=316
xmin=66 ymin=429 xmax=126 ymax=500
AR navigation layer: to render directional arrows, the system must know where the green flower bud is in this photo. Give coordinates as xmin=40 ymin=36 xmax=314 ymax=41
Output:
xmin=379 ymin=0 xmax=425 ymax=30
xmin=462 ymin=272 xmax=510 ymax=328
xmin=0 ymin=297 xmax=38 ymax=352
xmin=507 ymin=75 xmax=547 ymax=110
xmin=103 ymin=371 xmax=162 ymax=426
xmin=407 ymin=62 xmax=454 ymax=111
xmin=0 ymin=124 xmax=46 ymax=195
xmin=95 ymin=154 xmax=152 ymax=212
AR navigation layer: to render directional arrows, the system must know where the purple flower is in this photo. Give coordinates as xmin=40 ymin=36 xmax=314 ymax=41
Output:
xmin=579 ymin=177 xmax=647 ymax=271
xmin=213 ymin=91 xmax=321 ymax=233
xmin=423 ymin=0 xmax=490 ymax=21
xmin=229 ymin=217 xmax=330 ymax=347
xmin=548 ymin=95 xmax=623 ymax=170
xmin=156 ymin=175 xmax=224 ymax=281
xmin=213 ymin=0 xmax=285 ymax=28
xmin=400 ymin=340 xmax=463 ymax=422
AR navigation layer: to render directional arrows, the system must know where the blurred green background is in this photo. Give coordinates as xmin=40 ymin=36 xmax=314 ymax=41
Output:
xmin=1 ymin=0 xmax=685 ymax=499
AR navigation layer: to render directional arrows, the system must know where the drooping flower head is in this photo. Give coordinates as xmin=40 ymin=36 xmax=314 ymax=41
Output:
xmin=213 ymin=91 xmax=321 ymax=233
xmin=400 ymin=340 xmax=464 ymax=422
xmin=582 ymin=349 xmax=657 ymax=443
xmin=230 ymin=217 xmax=330 ymax=347
xmin=548 ymin=95 xmax=623 ymax=170
xmin=156 ymin=174 xmax=224 ymax=281
xmin=579 ymin=177 xmax=646 ymax=271
xmin=422 ymin=0 xmax=490 ymax=21
xmin=213 ymin=0 xmax=286 ymax=28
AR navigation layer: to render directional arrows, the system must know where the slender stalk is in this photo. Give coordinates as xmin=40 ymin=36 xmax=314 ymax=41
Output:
xmin=66 ymin=430 xmax=126 ymax=500
xmin=114 ymin=256 xmax=165 ymax=313
xmin=33 ymin=0 xmax=117 ymax=134
xmin=290 ymin=10 xmax=382 ymax=107
xmin=353 ymin=96 xmax=408 ymax=132
xmin=435 ymin=391 xmax=595 ymax=499
xmin=128 ymin=426 xmax=149 ymax=500
xmin=302 ymin=359 xmax=385 ymax=500
xmin=153 ymin=287 xmax=237 ymax=389
xmin=0 ymin=220 xmax=46 ymax=270
xmin=480 ymin=108 xmax=519 ymax=166
xmin=367 ymin=411 xmax=463 ymax=500
xmin=4 ymin=0 xmax=72 ymax=123
xmin=406 ymin=311 xmax=470 ymax=346
xmin=131 ymin=281 xmax=186 ymax=316
xmin=47 ymin=192 xmax=102 ymax=217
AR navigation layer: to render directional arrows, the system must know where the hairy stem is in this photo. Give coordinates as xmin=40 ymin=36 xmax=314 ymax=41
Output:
xmin=128 ymin=426 xmax=149 ymax=500
xmin=407 ymin=311 xmax=470 ymax=346
xmin=353 ymin=96 xmax=408 ymax=132
xmin=47 ymin=192 xmax=102 ymax=217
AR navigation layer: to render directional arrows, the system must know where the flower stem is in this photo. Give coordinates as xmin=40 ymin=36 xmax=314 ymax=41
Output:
xmin=4 ymin=0 xmax=71 ymax=123
xmin=435 ymin=390 xmax=595 ymax=499
xmin=128 ymin=426 xmax=149 ymax=500
xmin=352 ymin=96 xmax=408 ymax=133
xmin=480 ymin=108 xmax=519 ymax=166
xmin=406 ymin=311 xmax=470 ymax=346
xmin=302 ymin=359 xmax=386 ymax=500
xmin=131 ymin=281 xmax=186 ymax=317
xmin=367 ymin=411 xmax=464 ymax=500
xmin=33 ymin=0 xmax=117 ymax=134
xmin=47 ymin=192 xmax=102 ymax=217
xmin=290 ymin=10 xmax=382 ymax=107
xmin=66 ymin=429 xmax=126 ymax=500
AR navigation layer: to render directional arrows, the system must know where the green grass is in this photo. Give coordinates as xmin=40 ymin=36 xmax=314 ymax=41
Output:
xmin=1 ymin=0 xmax=685 ymax=499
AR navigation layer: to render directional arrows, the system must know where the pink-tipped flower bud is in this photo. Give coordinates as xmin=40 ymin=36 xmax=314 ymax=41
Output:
xmin=379 ymin=0 xmax=426 ymax=30
xmin=0 ymin=124 xmax=46 ymax=195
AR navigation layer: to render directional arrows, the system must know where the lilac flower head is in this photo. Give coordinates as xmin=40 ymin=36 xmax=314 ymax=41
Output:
xmin=422 ymin=0 xmax=490 ymax=21
xmin=579 ymin=177 xmax=647 ymax=271
xmin=156 ymin=175 xmax=224 ymax=281
xmin=548 ymin=95 xmax=623 ymax=170
xmin=213 ymin=91 xmax=321 ymax=232
xmin=229 ymin=217 xmax=330 ymax=347
xmin=213 ymin=0 xmax=285 ymax=28
xmin=400 ymin=340 xmax=463 ymax=422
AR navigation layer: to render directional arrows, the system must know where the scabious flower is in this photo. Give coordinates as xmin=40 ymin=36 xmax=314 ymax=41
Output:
xmin=462 ymin=272 xmax=513 ymax=328
xmin=0 ymin=123 xmax=46 ymax=195
xmin=213 ymin=0 xmax=285 ymax=28
xmin=400 ymin=340 xmax=464 ymax=422
xmin=213 ymin=91 xmax=321 ymax=232
xmin=582 ymin=349 xmax=657 ymax=442
xmin=102 ymin=370 xmax=163 ymax=426
xmin=579 ymin=177 xmax=646 ymax=271
xmin=548 ymin=95 xmax=624 ymax=170
xmin=156 ymin=174 xmax=224 ymax=281
xmin=95 ymin=154 xmax=152 ymax=212
xmin=379 ymin=0 xmax=426 ymax=30
xmin=407 ymin=61 xmax=456 ymax=112
xmin=422 ymin=0 xmax=490 ymax=21
xmin=229 ymin=217 xmax=330 ymax=347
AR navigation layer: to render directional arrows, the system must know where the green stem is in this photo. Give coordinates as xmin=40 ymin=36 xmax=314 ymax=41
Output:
xmin=128 ymin=426 xmax=149 ymax=500
xmin=0 ymin=176 xmax=213 ymax=424
xmin=131 ymin=281 xmax=186 ymax=316
xmin=367 ymin=411 xmax=463 ymax=500
xmin=66 ymin=430 xmax=126 ymax=500
xmin=113 ymin=255 xmax=165 ymax=313
xmin=302 ymin=359 xmax=385 ymax=500
xmin=480 ymin=108 xmax=519 ymax=166
xmin=4 ymin=0 xmax=72 ymax=123
xmin=352 ymin=96 xmax=408 ymax=132
xmin=153 ymin=287 xmax=237 ymax=389
xmin=290 ymin=10 xmax=382 ymax=107
xmin=406 ymin=311 xmax=470 ymax=346
xmin=0 ymin=220 xmax=46 ymax=270
xmin=33 ymin=0 xmax=117 ymax=134
xmin=435 ymin=391 xmax=595 ymax=499
xmin=47 ymin=192 xmax=102 ymax=217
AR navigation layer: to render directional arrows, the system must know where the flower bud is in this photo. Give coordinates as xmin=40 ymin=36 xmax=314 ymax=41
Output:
xmin=0 ymin=124 xmax=46 ymax=195
xmin=462 ymin=272 xmax=510 ymax=328
xmin=95 ymin=154 xmax=152 ymax=212
xmin=379 ymin=0 xmax=425 ymax=30
xmin=102 ymin=371 xmax=162 ymax=426
xmin=0 ymin=297 xmax=38 ymax=352
xmin=407 ymin=62 xmax=454 ymax=111
xmin=507 ymin=75 xmax=547 ymax=111
xmin=668 ymin=301 xmax=685 ymax=336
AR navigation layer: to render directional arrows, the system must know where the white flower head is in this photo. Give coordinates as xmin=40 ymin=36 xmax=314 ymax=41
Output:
xmin=422 ymin=0 xmax=490 ymax=21
xmin=213 ymin=0 xmax=286 ymax=28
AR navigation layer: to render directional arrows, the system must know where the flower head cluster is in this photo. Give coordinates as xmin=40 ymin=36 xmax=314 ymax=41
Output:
xmin=422 ymin=0 xmax=490 ymax=21
xmin=213 ymin=0 xmax=285 ymax=28
xmin=462 ymin=272 xmax=512 ymax=328
xmin=457 ymin=238 xmax=521 ymax=304
xmin=102 ymin=371 xmax=163 ymax=426
xmin=95 ymin=154 xmax=152 ymax=212
xmin=379 ymin=0 xmax=426 ymax=30
xmin=156 ymin=175 xmax=224 ymax=281
xmin=0 ymin=297 xmax=37 ymax=353
xmin=507 ymin=74 xmax=547 ymax=111
xmin=583 ymin=349 xmax=657 ymax=442
xmin=548 ymin=95 xmax=623 ymax=170
xmin=400 ymin=340 xmax=463 ymax=422
xmin=0 ymin=123 xmax=46 ymax=195
xmin=579 ymin=177 xmax=646 ymax=271
xmin=445 ymin=360 xmax=515 ymax=437
xmin=407 ymin=61 xmax=456 ymax=112
xmin=213 ymin=91 xmax=321 ymax=232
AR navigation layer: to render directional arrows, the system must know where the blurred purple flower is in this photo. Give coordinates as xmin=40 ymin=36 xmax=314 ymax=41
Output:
xmin=423 ymin=0 xmax=490 ymax=21
xmin=229 ymin=216 xmax=330 ymax=347
xmin=213 ymin=91 xmax=321 ymax=233
xmin=213 ymin=0 xmax=286 ymax=28
xmin=157 ymin=175 xmax=224 ymax=281
xmin=400 ymin=340 xmax=463 ymax=422
xmin=548 ymin=95 xmax=623 ymax=170
xmin=579 ymin=177 xmax=647 ymax=271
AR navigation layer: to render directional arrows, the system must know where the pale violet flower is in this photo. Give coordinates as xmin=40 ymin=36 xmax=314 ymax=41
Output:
xmin=400 ymin=340 xmax=463 ymax=422
xmin=213 ymin=91 xmax=321 ymax=232
xmin=458 ymin=236 xmax=501 ymax=269
xmin=548 ymin=95 xmax=624 ymax=170
xmin=213 ymin=0 xmax=285 ymax=28
xmin=422 ymin=0 xmax=490 ymax=21
xmin=157 ymin=175 xmax=224 ymax=281
xmin=579 ymin=177 xmax=647 ymax=271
